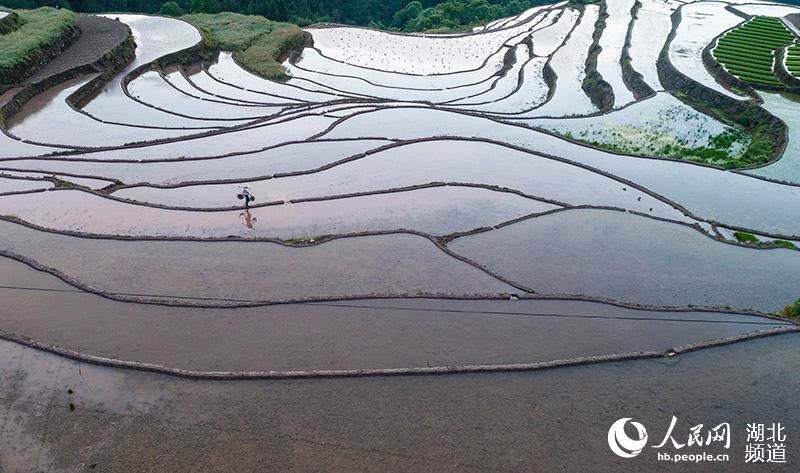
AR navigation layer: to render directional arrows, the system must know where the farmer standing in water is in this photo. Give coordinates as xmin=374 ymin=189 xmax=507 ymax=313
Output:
xmin=237 ymin=185 xmax=255 ymax=208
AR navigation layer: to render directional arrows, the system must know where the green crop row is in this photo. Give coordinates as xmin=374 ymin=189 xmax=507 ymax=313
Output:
xmin=718 ymin=36 xmax=785 ymax=51
xmin=724 ymin=30 xmax=792 ymax=44
xmin=714 ymin=49 xmax=774 ymax=65
xmin=712 ymin=15 xmax=797 ymax=86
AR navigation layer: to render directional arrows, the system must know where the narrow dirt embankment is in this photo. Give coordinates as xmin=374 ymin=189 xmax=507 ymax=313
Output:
xmin=620 ymin=0 xmax=655 ymax=100
xmin=582 ymin=0 xmax=615 ymax=112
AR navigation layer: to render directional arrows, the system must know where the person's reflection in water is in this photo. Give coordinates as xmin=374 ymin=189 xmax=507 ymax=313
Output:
xmin=239 ymin=208 xmax=257 ymax=229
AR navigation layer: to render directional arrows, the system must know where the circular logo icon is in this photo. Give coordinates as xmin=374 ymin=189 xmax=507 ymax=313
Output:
xmin=608 ymin=418 xmax=648 ymax=458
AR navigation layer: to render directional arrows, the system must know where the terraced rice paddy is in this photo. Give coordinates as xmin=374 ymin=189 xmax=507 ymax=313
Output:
xmin=0 ymin=0 xmax=799 ymax=395
xmin=713 ymin=15 xmax=796 ymax=86
xmin=787 ymin=43 xmax=800 ymax=77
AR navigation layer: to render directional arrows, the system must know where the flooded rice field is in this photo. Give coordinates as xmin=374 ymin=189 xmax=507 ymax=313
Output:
xmin=1 ymin=1 xmax=799 ymax=393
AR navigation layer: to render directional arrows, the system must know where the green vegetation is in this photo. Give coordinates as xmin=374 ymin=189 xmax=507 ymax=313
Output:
xmin=787 ymin=43 xmax=800 ymax=78
xmin=554 ymin=104 xmax=756 ymax=168
xmin=779 ymin=298 xmax=800 ymax=319
xmin=3 ymin=0 xmax=557 ymax=32
xmin=0 ymin=7 xmax=76 ymax=82
xmin=774 ymin=240 xmax=798 ymax=249
xmin=389 ymin=0 xmax=549 ymax=32
xmin=182 ymin=12 xmax=305 ymax=80
xmin=668 ymin=90 xmax=785 ymax=169
xmin=733 ymin=231 xmax=759 ymax=244
xmin=713 ymin=16 xmax=796 ymax=87
xmin=0 ymin=10 xmax=23 ymax=35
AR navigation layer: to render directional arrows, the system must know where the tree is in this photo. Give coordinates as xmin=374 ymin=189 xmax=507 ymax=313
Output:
xmin=391 ymin=0 xmax=422 ymax=29
xmin=159 ymin=0 xmax=184 ymax=15
xmin=189 ymin=0 xmax=204 ymax=13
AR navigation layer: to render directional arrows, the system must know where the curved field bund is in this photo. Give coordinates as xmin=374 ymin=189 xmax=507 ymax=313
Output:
xmin=712 ymin=16 xmax=796 ymax=87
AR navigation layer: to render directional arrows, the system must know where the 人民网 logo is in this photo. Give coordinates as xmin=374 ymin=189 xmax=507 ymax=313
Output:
xmin=608 ymin=418 xmax=649 ymax=458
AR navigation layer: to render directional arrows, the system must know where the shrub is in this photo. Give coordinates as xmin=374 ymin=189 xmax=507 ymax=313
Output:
xmin=780 ymin=299 xmax=800 ymax=318
xmin=774 ymin=240 xmax=798 ymax=249
xmin=733 ymin=231 xmax=759 ymax=244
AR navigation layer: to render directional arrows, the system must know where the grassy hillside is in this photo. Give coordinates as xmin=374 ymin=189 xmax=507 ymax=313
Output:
xmin=182 ymin=12 xmax=305 ymax=80
xmin=0 ymin=7 xmax=77 ymax=82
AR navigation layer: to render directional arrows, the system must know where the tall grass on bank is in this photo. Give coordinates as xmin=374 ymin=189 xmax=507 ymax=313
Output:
xmin=182 ymin=12 xmax=305 ymax=80
xmin=0 ymin=7 xmax=77 ymax=81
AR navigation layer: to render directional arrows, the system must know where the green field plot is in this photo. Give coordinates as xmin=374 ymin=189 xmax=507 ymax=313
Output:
xmin=788 ymin=44 xmax=800 ymax=78
xmin=712 ymin=16 xmax=796 ymax=87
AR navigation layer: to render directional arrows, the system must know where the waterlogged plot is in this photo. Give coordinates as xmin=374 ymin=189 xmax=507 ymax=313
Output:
xmin=527 ymin=93 xmax=749 ymax=164
xmin=746 ymin=93 xmax=800 ymax=184
xmin=127 ymin=71 xmax=275 ymax=121
xmin=448 ymin=208 xmax=800 ymax=311
xmin=306 ymin=8 xmax=562 ymax=75
xmin=445 ymin=44 xmax=529 ymax=107
xmin=2 ymin=3 xmax=800 ymax=324
xmin=0 ymin=171 xmax=114 ymax=189
xmin=0 ymin=139 xmax=392 ymax=185
xmin=7 ymin=75 xmax=197 ymax=147
xmin=0 ymin=130 xmax=58 ymax=159
xmin=0 ymin=220 xmax=517 ymax=304
xmin=515 ymin=5 xmax=598 ymax=117
xmin=628 ymin=0 xmax=679 ymax=90
xmin=183 ymin=69 xmax=301 ymax=104
xmin=285 ymin=59 xmax=503 ymax=103
xmin=0 ymin=176 xmax=53 ymax=194
xmin=0 ymin=186 xmax=558 ymax=238
xmin=458 ymin=57 xmax=550 ymax=113
xmin=597 ymin=0 xmax=637 ymax=107
xmin=50 ymin=113 xmax=341 ymax=161
xmin=318 ymin=106 xmax=800 ymax=236
xmin=292 ymin=47 xmax=509 ymax=90
xmin=730 ymin=3 xmax=800 ymax=18
xmin=208 ymin=52 xmax=346 ymax=102
xmin=112 ymin=139 xmax=691 ymax=224
xmin=81 ymin=15 xmax=222 ymax=129
xmin=669 ymin=2 xmax=748 ymax=99
xmin=528 ymin=7 xmax=580 ymax=57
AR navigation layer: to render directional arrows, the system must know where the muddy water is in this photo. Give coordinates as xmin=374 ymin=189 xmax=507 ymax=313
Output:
xmin=746 ymin=92 xmax=800 ymax=184
xmin=0 ymin=186 xmax=558 ymax=238
xmin=0 ymin=219 xmax=516 ymax=304
xmin=1 ymin=326 xmax=798 ymax=472
xmin=0 ymin=255 xmax=789 ymax=372
xmin=448 ymin=208 xmax=800 ymax=311
xmin=112 ymin=140 xmax=691 ymax=224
